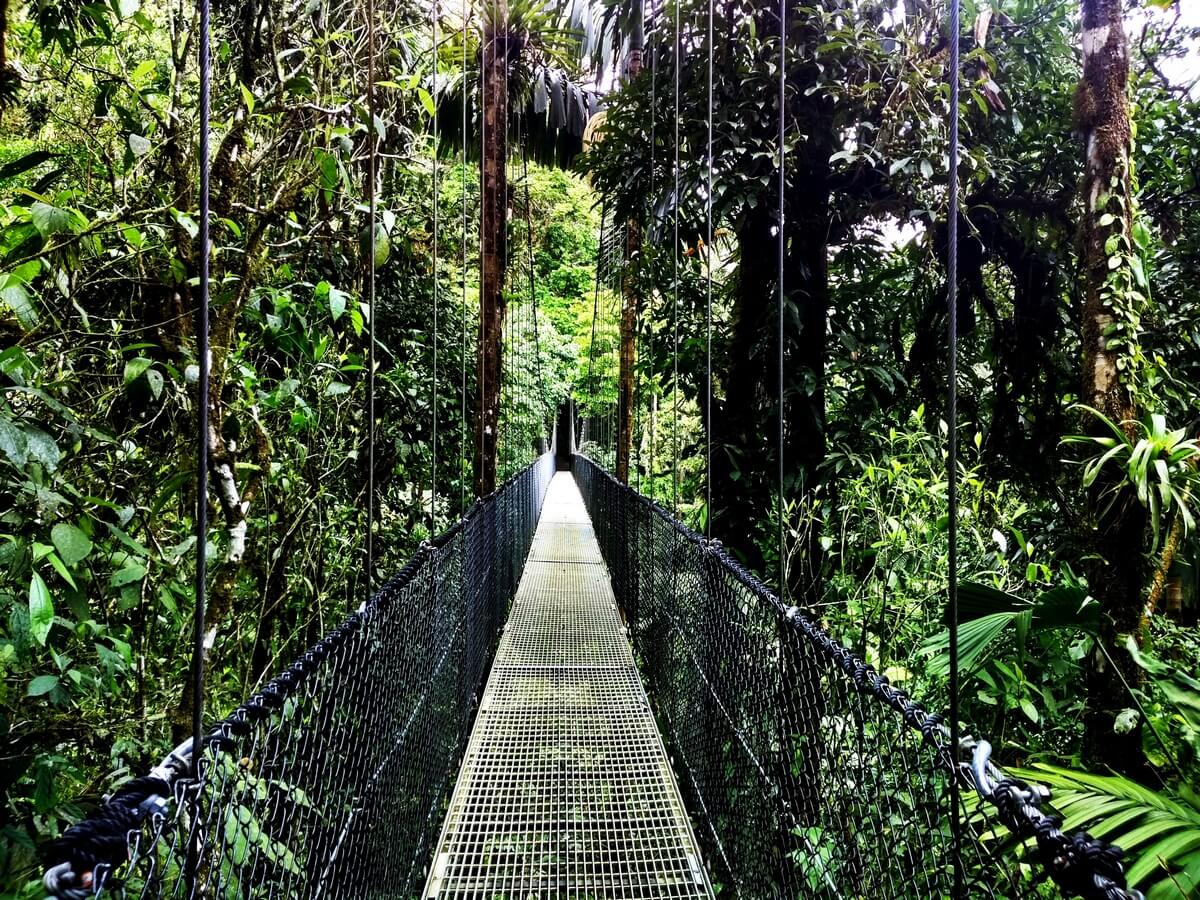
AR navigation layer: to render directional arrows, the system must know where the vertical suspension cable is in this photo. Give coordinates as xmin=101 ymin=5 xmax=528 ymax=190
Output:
xmin=587 ymin=210 xmax=605 ymax=441
xmin=610 ymin=251 xmax=618 ymax=462
xmin=671 ymin=0 xmax=680 ymax=515
xmin=431 ymin=1 xmax=440 ymax=532
xmin=476 ymin=26 xmax=486 ymax=495
xmin=947 ymin=0 xmax=963 ymax=893
xmin=642 ymin=0 xmax=656 ymax=497
xmin=498 ymin=58 xmax=508 ymax=483
xmin=775 ymin=0 xmax=785 ymax=597
xmin=365 ymin=0 xmax=378 ymax=591
xmin=634 ymin=326 xmax=642 ymax=491
xmin=704 ymin=0 xmax=713 ymax=537
xmin=460 ymin=1 xmax=469 ymax=513
xmin=192 ymin=0 xmax=212 ymax=779
xmin=518 ymin=127 xmax=528 ymax=465
xmin=523 ymin=148 xmax=544 ymax=448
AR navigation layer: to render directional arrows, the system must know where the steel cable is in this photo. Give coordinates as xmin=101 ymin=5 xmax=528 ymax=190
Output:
xmin=671 ymin=0 xmax=680 ymax=516
xmin=947 ymin=0 xmax=963 ymax=893
xmin=704 ymin=0 xmax=713 ymax=537
xmin=776 ymin=0 xmax=785 ymax=598
xmin=431 ymin=1 xmax=440 ymax=532
xmin=365 ymin=0 xmax=378 ymax=591
xmin=189 ymin=3 xmax=212 ymax=894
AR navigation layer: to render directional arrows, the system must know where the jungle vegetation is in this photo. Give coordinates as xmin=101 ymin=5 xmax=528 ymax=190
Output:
xmin=0 ymin=0 xmax=1198 ymax=895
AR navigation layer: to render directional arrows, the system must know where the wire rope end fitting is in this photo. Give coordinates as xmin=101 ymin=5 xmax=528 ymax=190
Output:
xmin=971 ymin=740 xmax=996 ymax=798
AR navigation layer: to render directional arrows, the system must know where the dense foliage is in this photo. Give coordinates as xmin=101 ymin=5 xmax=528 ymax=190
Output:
xmin=0 ymin=0 xmax=1198 ymax=895
xmin=582 ymin=0 xmax=1200 ymax=893
xmin=0 ymin=0 xmax=604 ymax=888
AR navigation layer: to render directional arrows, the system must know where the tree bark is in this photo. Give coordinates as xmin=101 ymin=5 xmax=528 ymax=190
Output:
xmin=1077 ymin=0 xmax=1148 ymax=777
xmin=783 ymin=189 xmax=830 ymax=604
xmin=615 ymin=8 xmax=645 ymax=485
xmin=477 ymin=2 xmax=508 ymax=497
xmin=1145 ymin=515 xmax=1183 ymax=618
xmin=710 ymin=207 xmax=776 ymax=572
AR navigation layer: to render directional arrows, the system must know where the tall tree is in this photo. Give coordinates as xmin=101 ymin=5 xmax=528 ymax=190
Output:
xmin=477 ymin=0 xmax=509 ymax=496
xmin=438 ymin=0 xmax=598 ymax=494
xmin=615 ymin=5 xmax=643 ymax=484
xmin=1076 ymin=0 xmax=1148 ymax=775
xmin=565 ymin=0 xmax=655 ymax=485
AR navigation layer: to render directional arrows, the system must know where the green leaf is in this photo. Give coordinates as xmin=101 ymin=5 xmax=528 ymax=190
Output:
xmin=328 ymin=286 xmax=348 ymax=322
xmin=1132 ymin=219 xmax=1152 ymax=251
xmin=145 ymin=369 xmax=164 ymax=399
xmin=44 ymin=551 xmax=77 ymax=589
xmin=361 ymin=223 xmax=390 ymax=269
xmin=52 ymin=523 xmax=92 ymax=566
xmin=30 ymin=202 xmax=76 ymax=237
xmin=417 ymin=88 xmax=436 ymax=119
xmin=1019 ymin=699 xmax=1040 ymax=723
xmin=27 ymin=674 xmax=59 ymax=696
xmin=130 ymin=59 xmax=156 ymax=81
xmin=29 ymin=571 xmax=53 ymax=645
xmin=23 ymin=427 xmax=61 ymax=470
xmin=1130 ymin=255 xmax=1148 ymax=291
xmin=0 ymin=415 xmax=28 ymax=465
xmin=0 ymin=275 xmax=39 ymax=330
xmin=920 ymin=612 xmax=1017 ymax=677
xmin=1128 ymin=637 xmax=1200 ymax=730
xmin=111 ymin=562 xmax=147 ymax=587
xmin=128 ymin=134 xmax=152 ymax=157
xmin=172 ymin=209 xmax=199 ymax=239
xmin=282 ymin=75 xmax=315 ymax=96
xmin=240 ymin=83 xmax=256 ymax=115
xmin=318 ymin=154 xmax=338 ymax=190
xmin=124 ymin=357 xmax=154 ymax=385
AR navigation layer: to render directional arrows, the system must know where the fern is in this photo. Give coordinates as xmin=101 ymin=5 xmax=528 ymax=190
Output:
xmin=1007 ymin=765 xmax=1200 ymax=898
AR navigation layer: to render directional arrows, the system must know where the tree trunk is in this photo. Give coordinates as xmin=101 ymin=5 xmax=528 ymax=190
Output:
xmin=615 ymin=7 xmax=645 ymax=485
xmin=710 ymin=207 xmax=776 ymax=572
xmin=1145 ymin=515 xmax=1183 ymax=618
xmin=477 ymin=3 xmax=508 ymax=497
xmin=783 ymin=198 xmax=829 ymax=603
xmin=616 ymin=212 xmax=639 ymax=485
xmin=1077 ymin=0 xmax=1147 ymax=777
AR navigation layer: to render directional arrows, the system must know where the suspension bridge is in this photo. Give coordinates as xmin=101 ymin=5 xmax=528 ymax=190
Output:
xmin=32 ymin=0 xmax=1147 ymax=892
xmin=41 ymin=434 xmax=1138 ymax=900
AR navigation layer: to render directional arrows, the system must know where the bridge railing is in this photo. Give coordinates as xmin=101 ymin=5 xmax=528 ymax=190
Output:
xmin=43 ymin=452 xmax=556 ymax=899
xmin=573 ymin=454 xmax=1139 ymax=900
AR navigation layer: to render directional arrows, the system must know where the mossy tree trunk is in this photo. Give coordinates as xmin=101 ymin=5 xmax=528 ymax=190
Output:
xmin=477 ymin=0 xmax=508 ymax=497
xmin=615 ymin=5 xmax=644 ymax=486
xmin=1077 ymin=0 xmax=1147 ymax=777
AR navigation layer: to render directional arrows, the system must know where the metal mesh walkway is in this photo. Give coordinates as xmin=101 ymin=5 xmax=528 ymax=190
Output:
xmin=424 ymin=473 xmax=714 ymax=898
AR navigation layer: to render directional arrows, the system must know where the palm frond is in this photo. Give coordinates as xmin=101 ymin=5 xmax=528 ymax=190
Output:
xmin=1006 ymin=765 xmax=1200 ymax=897
xmin=432 ymin=1 xmax=602 ymax=170
xmin=919 ymin=581 xmax=1096 ymax=677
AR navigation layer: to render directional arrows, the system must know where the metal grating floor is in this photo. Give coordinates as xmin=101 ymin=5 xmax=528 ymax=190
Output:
xmin=425 ymin=473 xmax=713 ymax=898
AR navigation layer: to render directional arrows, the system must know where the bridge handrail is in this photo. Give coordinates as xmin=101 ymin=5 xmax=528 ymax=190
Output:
xmin=43 ymin=453 xmax=557 ymax=899
xmin=572 ymin=453 xmax=1140 ymax=900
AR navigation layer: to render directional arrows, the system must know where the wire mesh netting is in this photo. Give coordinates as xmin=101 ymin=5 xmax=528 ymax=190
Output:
xmin=425 ymin=473 xmax=712 ymax=898
xmin=572 ymin=454 xmax=1139 ymax=900
xmin=44 ymin=453 xmax=555 ymax=900
xmin=45 ymin=448 xmax=1141 ymax=900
